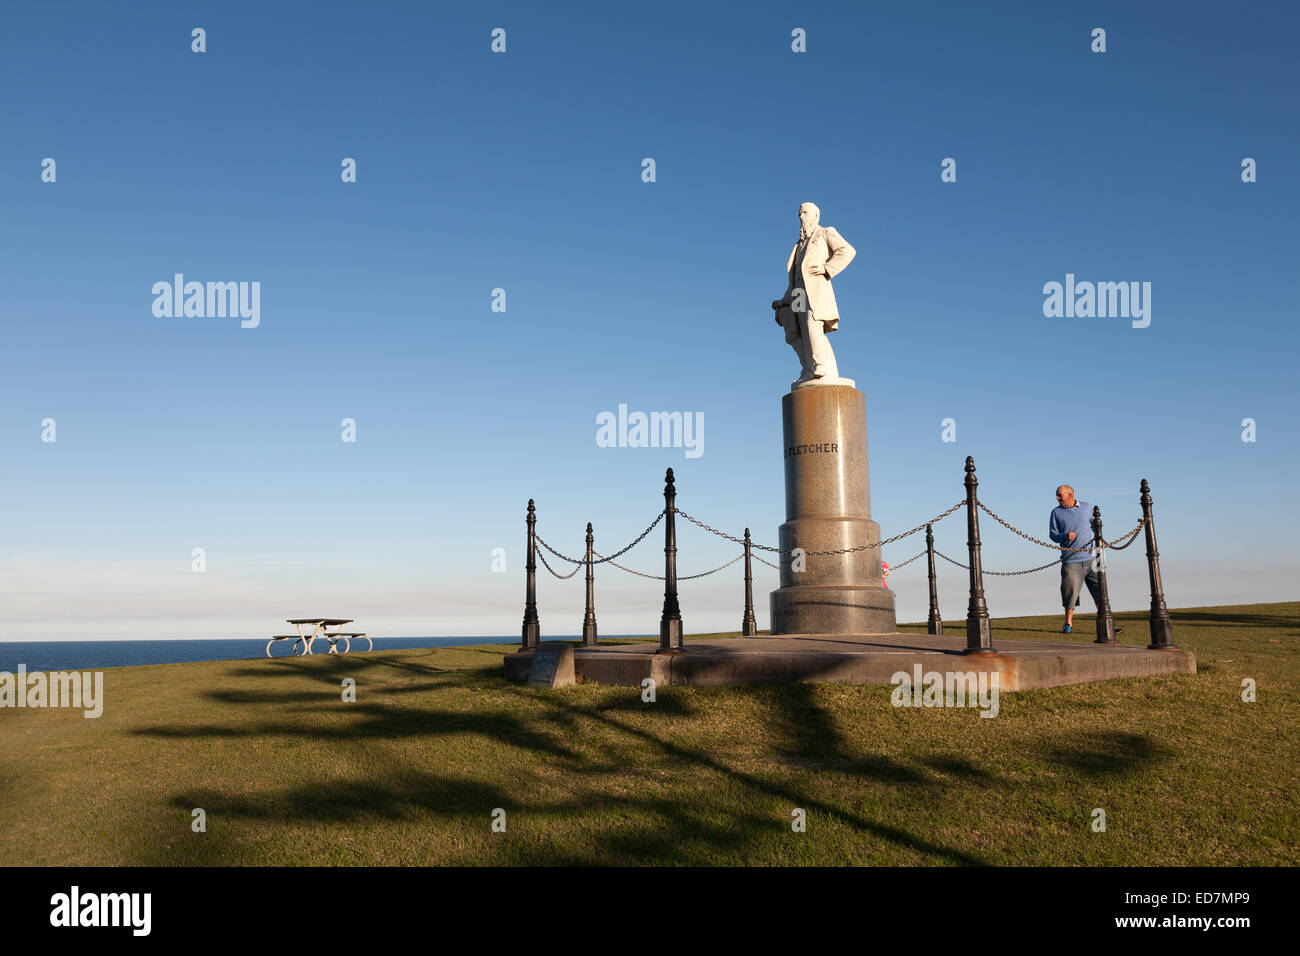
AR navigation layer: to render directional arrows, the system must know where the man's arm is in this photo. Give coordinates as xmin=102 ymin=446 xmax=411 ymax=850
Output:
xmin=1048 ymin=511 xmax=1069 ymax=544
xmin=821 ymin=226 xmax=856 ymax=279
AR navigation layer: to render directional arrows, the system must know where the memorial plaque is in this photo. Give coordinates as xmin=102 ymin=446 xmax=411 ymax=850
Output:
xmin=527 ymin=642 xmax=576 ymax=688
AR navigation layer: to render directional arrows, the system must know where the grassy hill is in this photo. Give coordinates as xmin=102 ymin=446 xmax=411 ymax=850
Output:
xmin=2 ymin=603 xmax=1296 ymax=865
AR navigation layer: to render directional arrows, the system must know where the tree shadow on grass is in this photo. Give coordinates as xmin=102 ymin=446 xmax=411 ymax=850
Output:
xmin=145 ymin=775 xmax=784 ymax=867
xmin=581 ymin=693 xmax=698 ymax=718
xmin=752 ymin=682 xmax=846 ymax=761
xmin=921 ymin=755 xmax=995 ymax=782
xmin=731 ymin=682 xmax=995 ymax=788
xmin=132 ymin=701 xmax=585 ymax=762
xmin=1038 ymin=730 xmax=1173 ymax=777
xmin=174 ymin=772 xmax=511 ymax=825
xmin=130 ymin=652 xmax=1007 ymax=864
xmin=203 ymin=675 xmax=468 ymax=706
xmin=225 ymin=653 xmax=487 ymax=684
xmin=988 ymin=608 xmax=1299 ymax=639
xmin=532 ymin=693 xmax=985 ymax=864
xmin=1169 ymin=608 xmax=1298 ymax=628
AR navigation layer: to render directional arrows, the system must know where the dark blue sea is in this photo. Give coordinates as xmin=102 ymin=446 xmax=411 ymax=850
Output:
xmin=0 ymin=636 xmax=609 ymax=673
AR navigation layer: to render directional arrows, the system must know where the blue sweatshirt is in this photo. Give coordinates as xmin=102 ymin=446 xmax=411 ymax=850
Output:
xmin=1049 ymin=502 xmax=1094 ymax=564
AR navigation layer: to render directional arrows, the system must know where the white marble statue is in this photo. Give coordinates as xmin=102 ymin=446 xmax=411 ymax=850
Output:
xmin=771 ymin=202 xmax=856 ymax=388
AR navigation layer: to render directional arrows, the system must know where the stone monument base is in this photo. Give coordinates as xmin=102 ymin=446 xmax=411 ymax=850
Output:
xmin=771 ymin=585 xmax=896 ymax=636
xmin=770 ymin=383 xmax=897 ymax=636
xmin=503 ymin=631 xmax=1197 ymax=689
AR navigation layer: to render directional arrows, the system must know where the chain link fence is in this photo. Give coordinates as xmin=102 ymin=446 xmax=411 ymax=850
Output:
xmin=675 ymin=499 xmax=966 ymax=556
xmin=518 ymin=466 xmax=1175 ymax=653
xmin=537 ymin=498 xmax=1146 ymax=582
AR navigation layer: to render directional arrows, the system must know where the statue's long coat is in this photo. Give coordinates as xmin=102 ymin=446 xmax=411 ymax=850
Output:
xmin=777 ymin=225 xmax=856 ymax=331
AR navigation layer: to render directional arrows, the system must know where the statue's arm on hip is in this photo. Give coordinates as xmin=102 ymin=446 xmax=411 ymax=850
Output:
xmin=820 ymin=226 xmax=855 ymax=279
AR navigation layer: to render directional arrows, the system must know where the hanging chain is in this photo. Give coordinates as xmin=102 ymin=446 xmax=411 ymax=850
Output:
xmin=675 ymin=500 xmax=966 ymax=556
xmin=592 ymin=509 xmax=667 ymax=564
xmin=530 ymin=498 xmax=1145 ymax=581
xmin=885 ymin=549 xmax=927 ymax=571
xmin=535 ymin=545 xmax=582 ymax=579
xmin=1104 ymin=530 xmax=1143 ymax=551
xmin=533 ymin=534 xmax=582 ymax=564
xmin=593 ymin=551 xmax=745 ymax=581
xmin=975 ymin=501 xmax=1147 ymax=553
xmin=534 ymin=509 xmax=665 ymax=566
xmin=935 ymin=550 xmax=1059 ymax=576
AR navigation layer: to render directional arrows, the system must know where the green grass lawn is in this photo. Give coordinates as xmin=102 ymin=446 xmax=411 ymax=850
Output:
xmin=2 ymin=602 xmax=1296 ymax=866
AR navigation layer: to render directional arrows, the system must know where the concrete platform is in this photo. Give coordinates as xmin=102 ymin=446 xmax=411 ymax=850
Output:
xmin=503 ymin=632 xmax=1196 ymax=691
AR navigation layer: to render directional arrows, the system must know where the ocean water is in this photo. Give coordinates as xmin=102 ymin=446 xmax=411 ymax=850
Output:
xmin=0 ymin=636 xmax=536 ymax=673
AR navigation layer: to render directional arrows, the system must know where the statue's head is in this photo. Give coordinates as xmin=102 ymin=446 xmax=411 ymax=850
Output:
xmin=798 ymin=202 xmax=821 ymax=240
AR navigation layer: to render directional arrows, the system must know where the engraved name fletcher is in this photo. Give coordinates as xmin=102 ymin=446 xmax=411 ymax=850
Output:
xmin=784 ymin=442 xmax=839 ymax=459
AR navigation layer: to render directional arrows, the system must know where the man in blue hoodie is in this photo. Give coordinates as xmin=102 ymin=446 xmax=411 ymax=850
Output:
xmin=1049 ymin=484 xmax=1107 ymax=634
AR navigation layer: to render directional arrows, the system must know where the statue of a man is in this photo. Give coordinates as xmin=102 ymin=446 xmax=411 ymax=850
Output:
xmin=771 ymin=202 xmax=856 ymax=387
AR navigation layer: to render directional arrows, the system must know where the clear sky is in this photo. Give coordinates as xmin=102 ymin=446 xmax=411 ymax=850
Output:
xmin=2 ymin=1 xmax=1297 ymax=641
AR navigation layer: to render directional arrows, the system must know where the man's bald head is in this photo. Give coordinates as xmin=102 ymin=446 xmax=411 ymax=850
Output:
xmin=1056 ymin=485 xmax=1076 ymax=507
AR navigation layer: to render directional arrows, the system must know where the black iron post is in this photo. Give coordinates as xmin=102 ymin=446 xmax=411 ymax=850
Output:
xmin=963 ymin=457 xmax=994 ymax=654
xmin=925 ymin=523 xmax=942 ymax=636
xmin=659 ymin=468 xmax=683 ymax=652
xmin=741 ymin=528 xmax=757 ymax=636
xmin=521 ymin=499 xmax=540 ymax=650
xmin=582 ymin=522 xmax=598 ymax=646
xmin=1140 ymin=479 xmax=1177 ymax=649
xmin=1091 ymin=506 xmax=1117 ymax=644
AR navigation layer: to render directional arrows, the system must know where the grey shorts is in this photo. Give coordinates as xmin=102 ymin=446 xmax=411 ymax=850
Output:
xmin=1060 ymin=560 xmax=1102 ymax=609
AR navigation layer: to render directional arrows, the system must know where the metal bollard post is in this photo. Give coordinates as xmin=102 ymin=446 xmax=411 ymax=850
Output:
xmin=1140 ymin=479 xmax=1177 ymax=649
xmin=963 ymin=457 xmax=994 ymax=654
xmin=741 ymin=528 xmax=757 ymax=636
xmin=658 ymin=468 xmax=683 ymax=652
xmin=1091 ymin=506 xmax=1117 ymax=644
xmin=925 ymin=523 xmax=943 ymax=636
xmin=582 ymin=522 xmax=598 ymax=646
xmin=521 ymin=499 xmax=540 ymax=650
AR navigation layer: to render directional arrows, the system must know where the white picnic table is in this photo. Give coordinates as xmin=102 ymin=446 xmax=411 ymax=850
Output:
xmin=266 ymin=618 xmax=373 ymax=657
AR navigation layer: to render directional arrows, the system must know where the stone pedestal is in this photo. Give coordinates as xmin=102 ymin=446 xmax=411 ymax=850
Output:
xmin=769 ymin=384 xmax=897 ymax=635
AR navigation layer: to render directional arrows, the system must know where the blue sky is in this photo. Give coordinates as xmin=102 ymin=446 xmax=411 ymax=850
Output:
xmin=1 ymin=1 xmax=1296 ymax=640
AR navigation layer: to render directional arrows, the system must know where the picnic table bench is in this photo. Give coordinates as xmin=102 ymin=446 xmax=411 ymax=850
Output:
xmin=266 ymin=618 xmax=372 ymax=657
